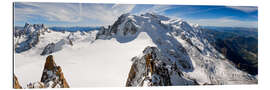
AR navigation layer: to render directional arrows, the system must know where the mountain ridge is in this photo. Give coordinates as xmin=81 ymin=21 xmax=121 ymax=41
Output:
xmin=95 ymin=13 xmax=257 ymax=85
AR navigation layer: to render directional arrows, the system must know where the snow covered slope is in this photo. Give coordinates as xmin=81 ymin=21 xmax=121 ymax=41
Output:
xmin=14 ymin=13 xmax=257 ymax=88
xmin=14 ymin=23 xmax=155 ymax=87
xmin=96 ymin=13 xmax=257 ymax=86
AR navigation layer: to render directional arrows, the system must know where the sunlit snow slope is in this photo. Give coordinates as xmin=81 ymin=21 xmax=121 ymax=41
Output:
xmin=14 ymin=28 xmax=155 ymax=87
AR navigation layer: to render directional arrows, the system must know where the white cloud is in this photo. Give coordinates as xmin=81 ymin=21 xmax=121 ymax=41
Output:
xmin=137 ymin=5 xmax=172 ymax=15
xmin=15 ymin=2 xmax=82 ymax=22
xmin=79 ymin=4 xmax=135 ymax=25
xmin=226 ymin=6 xmax=257 ymax=13
xmin=15 ymin=3 xmax=257 ymax=27
xmin=14 ymin=2 xmax=136 ymax=26
xmin=187 ymin=18 xmax=257 ymax=28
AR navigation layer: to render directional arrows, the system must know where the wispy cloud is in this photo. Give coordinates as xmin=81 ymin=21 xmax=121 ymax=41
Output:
xmin=14 ymin=3 xmax=257 ymax=27
xmin=135 ymin=5 xmax=173 ymax=15
xmin=14 ymin=2 xmax=135 ymax=26
xmin=15 ymin=2 xmax=82 ymax=22
xmin=226 ymin=6 xmax=257 ymax=13
xmin=81 ymin=4 xmax=135 ymax=25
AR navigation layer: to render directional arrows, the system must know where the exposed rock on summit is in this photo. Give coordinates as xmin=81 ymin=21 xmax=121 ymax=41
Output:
xmin=15 ymin=23 xmax=49 ymax=53
xmin=126 ymin=46 xmax=196 ymax=86
xmin=96 ymin=13 xmax=139 ymax=40
xmin=40 ymin=55 xmax=69 ymax=88
xmin=40 ymin=43 xmax=56 ymax=55
xmin=40 ymin=38 xmax=72 ymax=55
xmin=15 ymin=55 xmax=70 ymax=88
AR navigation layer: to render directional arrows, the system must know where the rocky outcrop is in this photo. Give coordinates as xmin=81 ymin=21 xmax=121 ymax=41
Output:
xmin=15 ymin=23 xmax=48 ymax=53
xmin=15 ymin=55 xmax=70 ymax=88
xmin=40 ymin=38 xmax=71 ymax=55
xmin=40 ymin=55 xmax=69 ymax=88
xmin=95 ymin=26 xmax=112 ymax=39
xmin=13 ymin=74 xmax=22 ymax=89
xmin=96 ymin=13 xmax=138 ymax=39
xmin=126 ymin=46 xmax=196 ymax=86
xmin=120 ymin=19 xmax=138 ymax=36
xmin=110 ymin=13 xmax=131 ymax=34
xmin=41 ymin=43 xmax=56 ymax=55
xmin=27 ymin=82 xmax=45 ymax=88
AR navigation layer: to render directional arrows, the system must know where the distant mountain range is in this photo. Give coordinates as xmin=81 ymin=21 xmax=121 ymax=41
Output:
xmin=201 ymin=26 xmax=258 ymax=32
xmin=48 ymin=26 xmax=101 ymax=32
xmin=15 ymin=25 xmax=257 ymax=34
xmin=14 ymin=26 xmax=101 ymax=32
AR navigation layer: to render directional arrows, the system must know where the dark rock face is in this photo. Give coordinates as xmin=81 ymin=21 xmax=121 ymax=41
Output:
xmin=41 ymin=43 xmax=56 ymax=55
xmin=15 ymin=31 xmax=39 ymax=53
xmin=96 ymin=26 xmax=112 ymax=39
xmin=146 ymin=54 xmax=172 ymax=86
xmin=40 ymin=38 xmax=70 ymax=55
xmin=110 ymin=13 xmax=130 ymax=34
xmin=40 ymin=55 xmax=69 ymax=88
xmin=15 ymin=23 xmax=48 ymax=53
xmin=96 ymin=13 xmax=138 ymax=39
xmin=122 ymin=19 xmax=137 ymax=36
xmin=126 ymin=46 xmax=196 ymax=86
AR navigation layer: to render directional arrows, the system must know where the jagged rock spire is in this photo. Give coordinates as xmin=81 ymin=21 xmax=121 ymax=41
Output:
xmin=20 ymin=55 xmax=70 ymax=88
xmin=40 ymin=55 xmax=69 ymax=88
xmin=126 ymin=46 xmax=196 ymax=86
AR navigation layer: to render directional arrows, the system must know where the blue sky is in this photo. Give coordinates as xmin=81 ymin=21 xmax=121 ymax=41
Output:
xmin=14 ymin=2 xmax=258 ymax=28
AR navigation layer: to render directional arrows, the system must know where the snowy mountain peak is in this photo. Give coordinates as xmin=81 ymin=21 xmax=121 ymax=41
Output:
xmin=23 ymin=23 xmax=48 ymax=35
xmin=15 ymin=23 xmax=50 ymax=53
xmin=126 ymin=46 xmax=198 ymax=86
xmin=141 ymin=13 xmax=170 ymax=21
xmin=96 ymin=13 xmax=201 ymax=38
xmin=96 ymin=13 xmax=257 ymax=85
